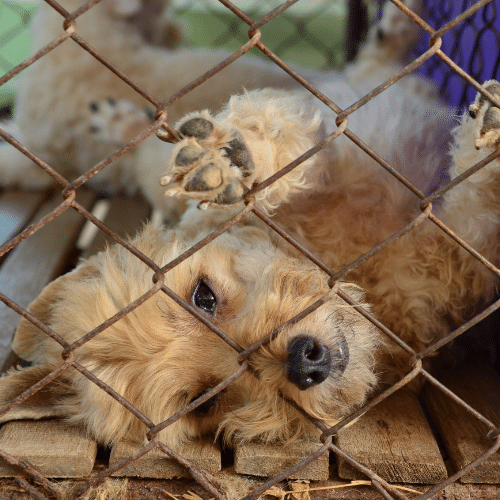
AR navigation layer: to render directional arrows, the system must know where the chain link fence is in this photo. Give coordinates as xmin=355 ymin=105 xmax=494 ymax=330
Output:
xmin=0 ymin=0 xmax=499 ymax=499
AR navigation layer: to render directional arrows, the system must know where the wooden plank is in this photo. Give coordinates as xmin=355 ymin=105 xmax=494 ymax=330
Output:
xmin=234 ymin=440 xmax=329 ymax=480
xmin=0 ymin=189 xmax=96 ymax=369
xmin=0 ymin=420 xmax=97 ymax=478
xmin=109 ymin=438 xmax=220 ymax=478
xmin=336 ymin=388 xmax=447 ymax=484
xmin=78 ymin=194 xmax=151 ymax=259
xmin=0 ymin=190 xmax=47 ymax=249
xmin=424 ymin=362 xmax=500 ymax=484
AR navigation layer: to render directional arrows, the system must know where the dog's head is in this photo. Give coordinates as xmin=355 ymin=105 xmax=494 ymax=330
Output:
xmin=1 ymin=224 xmax=380 ymax=447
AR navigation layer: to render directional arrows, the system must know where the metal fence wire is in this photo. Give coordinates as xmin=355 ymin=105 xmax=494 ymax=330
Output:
xmin=0 ymin=0 xmax=499 ymax=499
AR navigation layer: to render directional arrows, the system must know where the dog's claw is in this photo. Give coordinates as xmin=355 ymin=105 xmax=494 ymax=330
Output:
xmin=156 ymin=129 xmax=176 ymax=143
xmin=160 ymin=173 xmax=182 ymax=186
xmin=164 ymin=186 xmax=185 ymax=197
xmin=197 ymin=201 xmax=212 ymax=210
xmin=161 ymin=114 xmax=254 ymax=207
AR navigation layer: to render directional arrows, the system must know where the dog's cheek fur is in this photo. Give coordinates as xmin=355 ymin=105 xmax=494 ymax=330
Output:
xmin=217 ymin=259 xmax=382 ymax=443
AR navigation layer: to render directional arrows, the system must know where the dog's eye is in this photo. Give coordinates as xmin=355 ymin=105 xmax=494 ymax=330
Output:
xmin=192 ymin=279 xmax=217 ymax=314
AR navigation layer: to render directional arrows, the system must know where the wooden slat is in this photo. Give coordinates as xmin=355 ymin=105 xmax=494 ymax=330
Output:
xmin=79 ymin=194 xmax=151 ymax=259
xmin=0 ymin=420 xmax=97 ymax=478
xmin=0 ymin=190 xmax=47 ymax=249
xmin=0 ymin=189 xmax=96 ymax=369
xmin=336 ymin=388 xmax=447 ymax=483
xmin=234 ymin=440 xmax=329 ymax=480
xmin=109 ymin=438 xmax=220 ymax=478
xmin=424 ymin=362 xmax=500 ymax=484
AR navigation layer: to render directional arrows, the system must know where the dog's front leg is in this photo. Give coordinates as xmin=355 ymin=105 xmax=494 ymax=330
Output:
xmin=439 ymin=80 xmax=500 ymax=257
xmin=160 ymin=89 xmax=326 ymax=214
xmin=375 ymin=81 xmax=500 ymax=351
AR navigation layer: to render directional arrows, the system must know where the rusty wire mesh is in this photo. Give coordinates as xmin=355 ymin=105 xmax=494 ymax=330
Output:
xmin=0 ymin=0 xmax=499 ymax=499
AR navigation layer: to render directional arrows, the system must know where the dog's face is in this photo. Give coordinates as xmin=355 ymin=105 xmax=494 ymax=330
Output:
xmin=9 ymin=224 xmax=380 ymax=448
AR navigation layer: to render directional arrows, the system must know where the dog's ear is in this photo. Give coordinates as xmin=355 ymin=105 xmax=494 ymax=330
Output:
xmin=1 ymin=259 xmax=101 ymax=424
xmin=0 ymin=364 xmax=72 ymax=424
xmin=12 ymin=259 xmax=101 ymax=365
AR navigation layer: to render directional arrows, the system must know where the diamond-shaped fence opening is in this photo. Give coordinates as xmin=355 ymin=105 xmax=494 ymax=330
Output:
xmin=0 ymin=1 xmax=499 ymax=500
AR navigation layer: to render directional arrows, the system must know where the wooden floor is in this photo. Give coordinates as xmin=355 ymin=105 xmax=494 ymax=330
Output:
xmin=0 ymin=188 xmax=499 ymax=499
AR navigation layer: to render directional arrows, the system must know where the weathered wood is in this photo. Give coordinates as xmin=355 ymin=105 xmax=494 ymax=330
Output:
xmin=0 ymin=191 xmax=47 ymax=249
xmin=234 ymin=440 xmax=330 ymax=480
xmin=79 ymin=194 xmax=151 ymax=259
xmin=0 ymin=190 xmax=96 ymax=369
xmin=336 ymin=388 xmax=447 ymax=484
xmin=0 ymin=420 xmax=97 ymax=478
xmin=424 ymin=362 xmax=500 ymax=484
xmin=109 ymin=438 xmax=221 ymax=478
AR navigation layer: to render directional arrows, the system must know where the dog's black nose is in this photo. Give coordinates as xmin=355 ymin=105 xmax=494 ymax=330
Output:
xmin=287 ymin=335 xmax=332 ymax=390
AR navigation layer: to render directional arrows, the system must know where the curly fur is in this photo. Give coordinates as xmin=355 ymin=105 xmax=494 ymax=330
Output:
xmin=1 ymin=0 xmax=499 ymax=453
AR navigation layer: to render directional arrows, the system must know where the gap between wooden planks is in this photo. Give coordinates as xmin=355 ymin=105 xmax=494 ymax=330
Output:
xmin=425 ymin=361 xmax=500 ymax=484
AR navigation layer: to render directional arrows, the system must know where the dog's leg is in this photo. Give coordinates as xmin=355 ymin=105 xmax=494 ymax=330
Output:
xmin=369 ymin=81 xmax=500 ymax=354
xmin=84 ymin=97 xmax=187 ymax=221
xmin=161 ymin=89 xmax=325 ymax=214
xmin=439 ymin=80 xmax=500 ymax=252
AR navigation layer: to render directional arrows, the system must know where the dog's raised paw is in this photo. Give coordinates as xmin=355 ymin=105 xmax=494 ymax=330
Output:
xmin=161 ymin=115 xmax=255 ymax=207
xmin=468 ymin=80 xmax=500 ymax=151
xmin=87 ymin=98 xmax=154 ymax=145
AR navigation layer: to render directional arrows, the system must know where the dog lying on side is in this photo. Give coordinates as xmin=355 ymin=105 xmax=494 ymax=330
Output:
xmin=1 ymin=69 xmax=499 ymax=448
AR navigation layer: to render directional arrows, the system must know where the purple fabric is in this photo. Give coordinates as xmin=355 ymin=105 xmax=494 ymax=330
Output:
xmin=415 ymin=0 xmax=500 ymax=109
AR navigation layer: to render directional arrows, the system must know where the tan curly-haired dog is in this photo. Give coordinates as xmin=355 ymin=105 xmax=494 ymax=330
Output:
xmin=1 ymin=74 xmax=499 ymax=449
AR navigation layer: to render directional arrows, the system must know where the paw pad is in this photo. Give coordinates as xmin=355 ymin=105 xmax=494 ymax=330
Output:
xmin=222 ymin=136 xmax=254 ymax=177
xmin=175 ymin=145 xmax=204 ymax=166
xmin=185 ymin=164 xmax=222 ymax=192
xmin=162 ymin=115 xmax=255 ymax=207
xmin=180 ymin=117 xmax=213 ymax=139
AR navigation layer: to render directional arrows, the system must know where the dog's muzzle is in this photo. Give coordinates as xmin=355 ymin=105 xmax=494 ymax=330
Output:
xmin=287 ymin=334 xmax=349 ymax=390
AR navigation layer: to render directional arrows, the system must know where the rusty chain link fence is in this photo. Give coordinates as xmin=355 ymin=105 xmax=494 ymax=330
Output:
xmin=0 ymin=0 xmax=499 ymax=499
